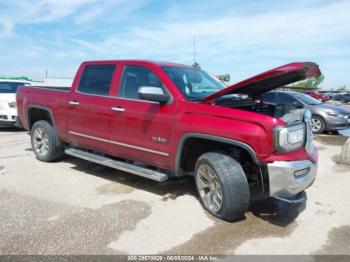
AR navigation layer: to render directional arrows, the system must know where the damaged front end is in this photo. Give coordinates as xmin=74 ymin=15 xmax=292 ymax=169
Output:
xmin=204 ymin=62 xmax=320 ymax=203
xmin=267 ymin=109 xmax=317 ymax=203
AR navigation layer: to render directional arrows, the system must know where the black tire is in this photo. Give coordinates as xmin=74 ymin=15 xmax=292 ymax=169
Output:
xmin=194 ymin=152 xmax=249 ymax=221
xmin=310 ymin=115 xmax=325 ymax=134
xmin=31 ymin=120 xmax=64 ymax=162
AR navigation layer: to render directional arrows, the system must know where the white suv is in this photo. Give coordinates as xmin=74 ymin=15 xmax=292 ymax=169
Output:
xmin=0 ymin=80 xmax=31 ymax=128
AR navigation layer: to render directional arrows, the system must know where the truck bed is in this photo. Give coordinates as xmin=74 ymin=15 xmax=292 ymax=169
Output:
xmin=16 ymin=85 xmax=70 ymax=141
xmin=28 ymin=85 xmax=71 ymax=91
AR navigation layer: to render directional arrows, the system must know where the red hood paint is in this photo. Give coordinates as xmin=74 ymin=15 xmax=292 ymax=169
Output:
xmin=203 ymin=62 xmax=321 ymax=104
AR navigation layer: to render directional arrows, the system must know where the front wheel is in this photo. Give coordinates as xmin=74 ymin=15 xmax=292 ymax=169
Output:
xmin=195 ymin=152 xmax=250 ymax=221
xmin=31 ymin=120 xmax=64 ymax=162
xmin=310 ymin=116 xmax=325 ymax=134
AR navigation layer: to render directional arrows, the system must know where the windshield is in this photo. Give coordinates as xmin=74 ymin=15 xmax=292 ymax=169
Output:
xmin=162 ymin=66 xmax=226 ymax=100
xmin=0 ymin=82 xmax=27 ymax=93
xmin=293 ymin=92 xmax=322 ymax=105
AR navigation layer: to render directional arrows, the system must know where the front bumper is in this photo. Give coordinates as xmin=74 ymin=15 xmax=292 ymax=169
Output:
xmin=324 ymin=115 xmax=349 ymax=130
xmin=0 ymin=109 xmax=17 ymax=127
xmin=267 ymin=160 xmax=317 ymax=200
xmin=0 ymin=119 xmax=16 ymax=127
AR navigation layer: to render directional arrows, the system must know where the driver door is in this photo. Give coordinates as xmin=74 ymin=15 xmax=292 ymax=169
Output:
xmin=109 ymin=63 xmax=177 ymax=170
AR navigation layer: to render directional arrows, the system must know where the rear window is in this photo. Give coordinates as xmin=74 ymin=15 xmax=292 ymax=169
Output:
xmin=78 ymin=65 xmax=115 ymax=96
xmin=276 ymin=93 xmax=295 ymax=104
xmin=261 ymin=92 xmax=276 ymax=103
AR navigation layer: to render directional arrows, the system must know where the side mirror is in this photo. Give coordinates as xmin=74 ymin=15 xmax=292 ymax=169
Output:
xmin=138 ymin=86 xmax=170 ymax=104
xmin=292 ymin=101 xmax=304 ymax=109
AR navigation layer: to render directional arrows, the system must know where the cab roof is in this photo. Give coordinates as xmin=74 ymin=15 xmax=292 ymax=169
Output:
xmin=83 ymin=59 xmax=193 ymax=68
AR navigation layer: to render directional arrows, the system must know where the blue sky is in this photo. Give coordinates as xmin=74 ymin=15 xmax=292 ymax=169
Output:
xmin=0 ymin=0 xmax=349 ymax=89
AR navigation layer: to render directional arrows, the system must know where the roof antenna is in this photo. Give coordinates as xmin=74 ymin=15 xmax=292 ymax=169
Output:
xmin=192 ymin=35 xmax=201 ymax=69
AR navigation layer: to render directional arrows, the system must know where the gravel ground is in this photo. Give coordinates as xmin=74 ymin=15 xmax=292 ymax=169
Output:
xmin=0 ymin=129 xmax=349 ymax=255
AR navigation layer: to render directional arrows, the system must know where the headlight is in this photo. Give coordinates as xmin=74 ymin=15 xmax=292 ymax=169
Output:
xmin=325 ymin=109 xmax=343 ymax=117
xmin=274 ymin=123 xmax=305 ymax=152
xmin=8 ymin=102 xmax=16 ymax=108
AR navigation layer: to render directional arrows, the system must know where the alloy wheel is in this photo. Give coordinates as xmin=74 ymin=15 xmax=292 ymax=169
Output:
xmin=33 ymin=127 xmax=49 ymax=157
xmin=196 ymin=164 xmax=223 ymax=213
xmin=310 ymin=118 xmax=322 ymax=133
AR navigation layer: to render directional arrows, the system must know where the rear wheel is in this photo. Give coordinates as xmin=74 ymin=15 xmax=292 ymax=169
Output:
xmin=195 ymin=152 xmax=249 ymax=221
xmin=310 ymin=116 xmax=325 ymax=134
xmin=31 ymin=120 xmax=64 ymax=162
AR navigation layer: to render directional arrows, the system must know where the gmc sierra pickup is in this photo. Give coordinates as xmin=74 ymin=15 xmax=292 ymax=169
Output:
xmin=17 ymin=60 xmax=320 ymax=221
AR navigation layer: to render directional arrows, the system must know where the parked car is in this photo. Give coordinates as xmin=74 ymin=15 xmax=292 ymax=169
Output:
xmin=262 ymin=91 xmax=350 ymax=133
xmin=305 ymin=92 xmax=329 ymax=102
xmin=17 ymin=61 xmax=319 ymax=221
xmin=333 ymin=93 xmax=350 ymax=103
xmin=0 ymin=80 xmax=31 ymax=127
xmin=325 ymin=92 xmax=337 ymax=99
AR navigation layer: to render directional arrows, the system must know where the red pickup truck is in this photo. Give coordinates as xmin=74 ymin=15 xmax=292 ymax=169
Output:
xmin=17 ymin=60 xmax=319 ymax=221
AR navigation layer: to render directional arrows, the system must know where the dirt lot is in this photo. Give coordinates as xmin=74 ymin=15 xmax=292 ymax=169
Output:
xmin=0 ymin=129 xmax=350 ymax=255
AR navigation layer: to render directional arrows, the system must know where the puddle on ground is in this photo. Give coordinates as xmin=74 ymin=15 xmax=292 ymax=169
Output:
xmin=64 ymin=156 xmax=309 ymax=255
xmin=96 ymin=182 xmax=134 ymax=195
xmin=166 ymin=198 xmax=304 ymax=255
xmin=315 ymin=146 xmax=327 ymax=151
xmin=314 ymin=226 xmax=350 ymax=255
xmin=67 ymin=156 xmax=197 ymax=199
xmin=1 ymin=190 xmax=152 ymax=254
xmin=315 ymin=135 xmax=348 ymax=146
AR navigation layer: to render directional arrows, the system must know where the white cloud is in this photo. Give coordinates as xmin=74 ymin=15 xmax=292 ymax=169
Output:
xmin=0 ymin=19 xmax=14 ymax=37
xmin=0 ymin=0 xmax=349 ymax=88
xmin=69 ymin=0 xmax=350 ymax=87
xmin=0 ymin=0 xmax=108 ymax=32
xmin=73 ymin=1 xmax=350 ymax=56
xmin=74 ymin=6 xmax=105 ymax=25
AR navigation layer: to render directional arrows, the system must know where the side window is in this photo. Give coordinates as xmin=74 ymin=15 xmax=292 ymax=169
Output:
xmin=119 ymin=65 xmax=163 ymax=99
xmin=262 ymin=92 xmax=276 ymax=103
xmin=78 ymin=65 xmax=115 ymax=96
xmin=276 ymin=93 xmax=295 ymax=104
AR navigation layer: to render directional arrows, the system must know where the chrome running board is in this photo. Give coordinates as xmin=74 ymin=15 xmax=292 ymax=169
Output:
xmin=65 ymin=148 xmax=168 ymax=182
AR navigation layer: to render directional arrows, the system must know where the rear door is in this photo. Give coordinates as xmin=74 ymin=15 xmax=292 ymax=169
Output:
xmin=67 ymin=63 xmax=117 ymax=154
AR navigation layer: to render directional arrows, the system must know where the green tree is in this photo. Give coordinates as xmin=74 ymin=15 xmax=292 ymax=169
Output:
xmin=293 ymin=74 xmax=325 ymax=89
xmin=336 ymin=86 xmax=347 ymax=92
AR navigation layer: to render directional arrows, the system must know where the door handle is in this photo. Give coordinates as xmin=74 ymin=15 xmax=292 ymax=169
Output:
xmin=111 ymin=107 xmax=125 ymax=112
xmin=68 ymin=101 xmax=80 ymax=106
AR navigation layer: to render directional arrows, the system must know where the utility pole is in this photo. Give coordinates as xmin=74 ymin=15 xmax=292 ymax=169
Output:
xmin=192 ymin=35 xmax=200 ymax=69
xmin=193 ymin=35 xmax=197 ymax=64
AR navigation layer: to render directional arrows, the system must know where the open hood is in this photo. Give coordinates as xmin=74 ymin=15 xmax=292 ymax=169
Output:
xmin=203 ymin=62 xmax=321 ymax=104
